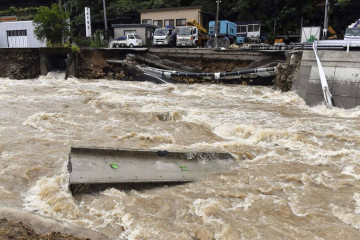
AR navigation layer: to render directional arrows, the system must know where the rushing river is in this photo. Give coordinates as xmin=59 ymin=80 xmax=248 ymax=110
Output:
xmin=1 ymin=74 xmax=360 ymax=239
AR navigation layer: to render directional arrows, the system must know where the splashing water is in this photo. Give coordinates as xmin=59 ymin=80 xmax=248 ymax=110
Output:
xmin=1 ymin=77 xmax=360 ymax=239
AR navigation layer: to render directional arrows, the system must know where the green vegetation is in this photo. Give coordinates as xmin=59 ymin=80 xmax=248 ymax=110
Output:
xmin=73 ymin=30 xmax=108 ymax=48
xmin=33 ymin=4 xmax=70 ymax=46
xmin=0 ymin=6 xmax=40 ymax=20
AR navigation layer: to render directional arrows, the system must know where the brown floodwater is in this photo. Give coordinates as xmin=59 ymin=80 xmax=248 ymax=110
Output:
xmin=1 ymin=73 xmax=360 ymax=239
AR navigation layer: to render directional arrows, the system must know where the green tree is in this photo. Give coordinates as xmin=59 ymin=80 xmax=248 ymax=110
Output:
xmin=33 ymin=3 xmax=70 ymax=46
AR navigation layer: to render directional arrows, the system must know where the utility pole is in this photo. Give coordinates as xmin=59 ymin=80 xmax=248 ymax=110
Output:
xmin=102 ymin=0 xmax=108 ymax=41
xmin=322 ymin=0 xmax=329 ymax=40
xmin=273 ymin=18 xmax=276 ymax=35
xmin=59 ymin=0 xmax=64 ymax=45
xmin=215 ymin=0 xmax=220 ymax=48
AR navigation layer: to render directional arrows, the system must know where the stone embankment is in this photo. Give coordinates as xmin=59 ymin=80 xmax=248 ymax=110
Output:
xmin=0 ymin=49 xmax=40 ymax=79
xmin=273 ymin=51 xmax=303 ymax=91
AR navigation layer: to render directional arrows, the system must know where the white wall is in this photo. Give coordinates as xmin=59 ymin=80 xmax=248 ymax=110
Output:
xmin=114 ymin=27 xmax=149 ymax=44
xmin=301 ymin=27 xmax=321 ymax=43
xmin=0 ymin=21 xmax=46 ymax=48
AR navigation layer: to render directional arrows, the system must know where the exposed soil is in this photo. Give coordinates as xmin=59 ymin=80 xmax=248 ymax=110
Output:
xmin=0 ymin=49 xmax=40 ymax=79
xmin=77 ymin=49 xmax=134 ymax=80
xmin=176 ymin=59 xmax=251 ymax=72
xmin=273 ymin=51 xmax=302 ymax=91
xmin=0 ymin=219 xmax=89 ymax=240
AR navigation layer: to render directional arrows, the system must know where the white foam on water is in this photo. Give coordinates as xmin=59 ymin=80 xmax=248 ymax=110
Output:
xmin=42 ymin=71 xmax=67 ymax=80
xmin=229 ymin=193 xmax=259 ymax=211
xmin=330 ymin=198 xmax=360 ymax=230
xmin=1 ymin=76 xmax=360 ymax=239
xmin=309 ymin=104 xmax=360 ymax=118
xmin=23 ymin=162 xmax=80 ymax=222
xmin=23 ymin=112 xmax=82 ymax=132
xmin=341 ymin=166 xmax=360 ymax=180
xmin=192 ymin=198 xmax=226 ymax=226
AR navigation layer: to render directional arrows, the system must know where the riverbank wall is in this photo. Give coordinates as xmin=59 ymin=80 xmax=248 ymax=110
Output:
xmin=293 ymin=50 xmax=360 ymax=109
xmin=0 ymin=48 xmax=285 ymax=80
xmin=0 ymin=48 xmax=40 ymax=79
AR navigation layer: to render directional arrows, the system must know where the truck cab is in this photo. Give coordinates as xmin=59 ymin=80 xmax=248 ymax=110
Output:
xmin=176 ymin=26 xmax=198 ymax=47
xmin=153 ymin=28 xmax=176 ymax=47
xmin=344 ymin=28 xmax=360 ymax=40
xmin=344 ymin=19 xmax=360 ymax=41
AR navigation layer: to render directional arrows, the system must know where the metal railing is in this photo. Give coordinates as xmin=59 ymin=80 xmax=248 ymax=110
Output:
xmin=295 ymin=39 xmax=360 ymax=52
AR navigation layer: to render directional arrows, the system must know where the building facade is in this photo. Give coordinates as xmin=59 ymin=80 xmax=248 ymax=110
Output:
xmin=140 ymin=6 xmax=212 ymax=30
xmin=112 ymin=24 xmax=158 ymax=46
xmin=0 ymin=20 xmax=46 ymax=48
xmin=236 ymin=21 xmax=261 ymax=39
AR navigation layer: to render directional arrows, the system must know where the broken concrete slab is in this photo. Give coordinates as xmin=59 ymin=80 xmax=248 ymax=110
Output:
xmin=68 ymin=147 xmax=236 ymax=194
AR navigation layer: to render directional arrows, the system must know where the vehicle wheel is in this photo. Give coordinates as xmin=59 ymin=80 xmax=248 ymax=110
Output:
xmin=129 ymin=44 xmax=134 ymax=48
xmin=115 ymin=44 xmax=120 ymax=48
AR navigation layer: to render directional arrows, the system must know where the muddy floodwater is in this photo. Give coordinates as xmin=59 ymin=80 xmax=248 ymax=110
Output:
xmin=1 ymin=74 xmax=360 ymax=239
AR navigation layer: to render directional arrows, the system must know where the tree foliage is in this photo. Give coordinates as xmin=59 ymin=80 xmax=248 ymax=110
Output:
xmin=33 ymin=3 xmax=70 ymax=46
xmin=0 ymin=6 xmax=40 ymax=20
xmin=5 ymin=0 xmax=360 ymax=39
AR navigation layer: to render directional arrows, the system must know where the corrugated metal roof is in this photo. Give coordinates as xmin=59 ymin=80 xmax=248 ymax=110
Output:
xmin=112 ymin=23 xmax=159 ymax=29
xmin=236 ymin=21 xmax=262 ymax=25
xmin=140 ymin=6 xmax=202 ymax=13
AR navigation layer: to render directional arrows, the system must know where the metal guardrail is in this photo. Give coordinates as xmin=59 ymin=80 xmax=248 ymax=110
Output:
xmin=292 ymin=39 xmax=360 ymax=51
xmin=312 ymin=43 xmax=334 ymax=108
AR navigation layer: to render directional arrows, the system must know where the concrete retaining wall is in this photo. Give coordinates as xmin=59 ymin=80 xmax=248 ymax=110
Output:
xmin=0 ymin=48 xmax=40 ymax=79
xmin=149 ymin=48 xmax=286 ymax=62
xmin=293 ymin=50 xmax=360 ymax=109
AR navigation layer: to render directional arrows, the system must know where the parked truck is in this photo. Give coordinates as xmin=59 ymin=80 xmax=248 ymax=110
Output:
xmin=176 ymin=19 xmax=208 ymax=47
xmin=344 ymin=19 xmax=360 ymax=41
xmin=111 ymin=34 xmax=143 ymax=48
xmin=207 ymin=20 xmax=237 ymax=48
xmin=153 ymin=27 xmax=176 ymax=47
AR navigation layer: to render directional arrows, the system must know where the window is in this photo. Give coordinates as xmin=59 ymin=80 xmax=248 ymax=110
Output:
xmin=176 ymin=18 xmax=186 ymax=26
xmin=248 ymin=24 xmax=260 ymax=32
xmin=237 ymin=25 xmax=247 ymax=33
xmin=124 ymin=30 xmax=136 ymax=36
xmin=153 ymin=20 xmax=163 ymax=27
xmin=142 ymin=19 xmax=151 ymax=24
xmin=164 ymin=19 xmax=174 ymax=27
xmin=7 ymin=30 xmax=27 ymax=36
xmin=7 ymin=30 xmax=27 ymax=48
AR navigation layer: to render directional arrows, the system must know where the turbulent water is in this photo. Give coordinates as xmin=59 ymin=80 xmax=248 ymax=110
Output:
xmin=1 ymin=74 xmax=360 ymax=239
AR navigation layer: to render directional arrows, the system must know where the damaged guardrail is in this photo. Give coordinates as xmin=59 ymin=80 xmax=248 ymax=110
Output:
xmin=312 ymin=43 xmax=334 ymax=108
xmin=162 ymin=67 xmax=276 ymax=80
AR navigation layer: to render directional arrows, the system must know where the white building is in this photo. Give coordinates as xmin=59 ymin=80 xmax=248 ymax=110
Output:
xmin=0 ymin=20 xmax=46 ymax=48
xmin=236 ymin=21 xmax=261 ymax=39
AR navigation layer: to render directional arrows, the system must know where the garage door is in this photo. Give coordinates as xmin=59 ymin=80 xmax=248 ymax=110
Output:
xmin=7 ymin=30 xmax=28 ymax=48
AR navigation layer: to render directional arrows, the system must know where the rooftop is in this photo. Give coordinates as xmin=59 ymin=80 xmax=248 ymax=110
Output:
xmin=140 ymin=6 xmax=202 ymax=13
xmin=112 ymin=23 xmax=159 ymax=29
xmin=236 ymin=20 xmax=262 ymax=25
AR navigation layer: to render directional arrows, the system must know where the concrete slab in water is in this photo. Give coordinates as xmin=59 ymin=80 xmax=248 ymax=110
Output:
xmin=68 ymin=147 xmax=236 ymax=193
